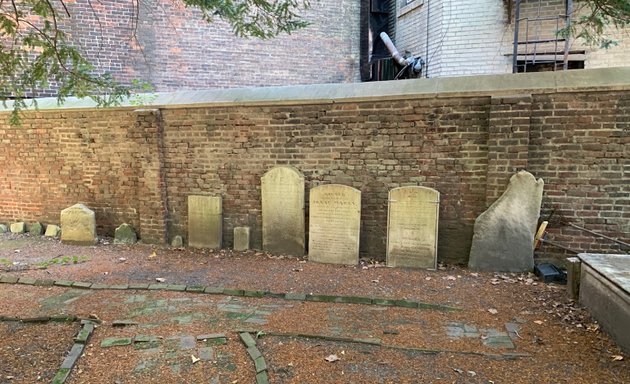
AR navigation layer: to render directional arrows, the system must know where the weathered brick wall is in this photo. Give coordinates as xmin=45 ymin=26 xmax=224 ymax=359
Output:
xmin=1 ymin=70 xmax=628 ymax=263
xmin=36 ymin=0 xmax=361 ymax=96
xmin=528 ymin=91 xmax=630 ymax=255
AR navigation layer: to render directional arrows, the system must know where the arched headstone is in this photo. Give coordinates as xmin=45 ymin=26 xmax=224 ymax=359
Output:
xmin=261 ymin=166 xmax=305 ymax=256
xmin=387 ymin=186 xmax=440 ymax=269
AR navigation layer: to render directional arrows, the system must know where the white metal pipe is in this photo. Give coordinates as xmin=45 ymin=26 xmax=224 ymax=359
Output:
xmin=380 ymin=32 xmax=412 ymax=67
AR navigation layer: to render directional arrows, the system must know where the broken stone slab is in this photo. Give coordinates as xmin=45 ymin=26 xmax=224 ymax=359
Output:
xmin=44 ymin=224 xmax=61 ymax=238
xmin=114 ymin=223 xmax=137 ymax=245
xmin=28 ymin=222 xmax=44 ymax=236
xmin=188 ymin=195 xmax=222 ymax=249
xmin=60 ymin=204 xmax=97 ymax=245
xmin=468 ymin=171 xmax=543 ymax=272
xmin=10 ymin=222 xmax=25 ymax=234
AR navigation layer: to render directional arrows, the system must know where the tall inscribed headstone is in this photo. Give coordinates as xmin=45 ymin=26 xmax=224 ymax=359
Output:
xmin=386 ymin=186 xmax=440 ymax=269
xmin=262 ymin=166 xmax=305 ymax=256
xmin=188 ymin=195 xmax=222 ymax=249
xmin=308 ymin=184 xmax=361 ymax=265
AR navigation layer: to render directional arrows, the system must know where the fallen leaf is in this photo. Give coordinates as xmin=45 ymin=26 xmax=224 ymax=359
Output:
xmin=191 ymin=355 xmax=200 ymax=364
xmin=470 ymin=273 xmax=479 ymax=277
xmin=534 ymin=320 xmax=544 ymax=325
xmin=468 ymin=370 xmax=477 ymax=377
xmin=612 ymin=355 xmax=624 ymax=361
xmin=371 ymin=279 xmax=379 ymax=283
xmin=488 ymin=308 xmax=498 ymax=315
xmin=453 ymin=368 xmax=463 ymax=374
xmin=155 ymin=277 xmax=166 ymax=283
xmin=446 ymin=275 xmax=457 ymax=281
xmin=325 ymin=354 xmax=340 ymax=362
xmin=425 ymin=277 xmax=432 ymax=281
xmin=148 ymin=251 xmax=157 ymax=259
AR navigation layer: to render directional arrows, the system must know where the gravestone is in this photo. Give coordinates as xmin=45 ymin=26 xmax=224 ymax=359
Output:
xmin=0 ymin=224 xmax=7 ymax=233
xmin=188 ymin=195 xmax=222 ymax=249
xmin=261 ymin=166 xmax=305 ymax=256
xmin=10 ymin=222 xmax=25 ymax=234
xmin=171 ymin=235 xmax=184 ymax=248
xmin=387 ymin=186 xmax=439 ymax=269
xmin=44 ymin=225 xmax=61 ymax=238
xmin=60 ymin=204 xmax=97 ymax=245
xmin=28 ymin=222 xmax=44 ymax=236
xmin=114 ymin=223 xmax=137 ymax=245
xmin=468 ymin=171 xmax=544 ymax=272
xmin=234 ymin=227 xmax=250 ymax=251
xmin=308 ymin=184 xmax=361 ymax=265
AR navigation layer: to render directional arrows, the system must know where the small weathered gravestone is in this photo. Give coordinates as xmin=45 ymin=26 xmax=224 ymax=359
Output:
xmin=387 ymin=186 xmax=440 ymax=269
xmin=114 ymin=223 xmax=137 ymax=245
xmin=171 ymin=235 xmax=184 ymax=248
xmin=0 ymin=224 xmax=7 ymax=233
xmin=188 ymin=195 xmax=222 ymax=249
xmin=28 ymin=222 xmax=44 ymax=236
xmin=261 ymin=166 xmax=305 ymax=256
xmin=60 ymin=204 xmax=98 ymax=245
xmin=308 ymin=184 xmax=361 ymax=265
xmin=233 ymin=227 xmax=250 ymax=251
xmin=44 ymin=225 xmax=61 ymax=238
xmin=10 ymin=222 xmax=25 ymax=234
xmin=468 ymin=171 xmax=544 ymax=272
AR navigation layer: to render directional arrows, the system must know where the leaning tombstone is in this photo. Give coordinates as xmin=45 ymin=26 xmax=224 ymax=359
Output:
xmin=28 ymin=222 xmax=44 ymax=236
xmin=60 ymin=204 xmax=98 ymax=245
xmin=114 ymin=223 xmax=137 ymax=245
xmin=308 ymin=184 xmax=361 ymax=265
xmin=234 ymin=227 xmax=250 ymax=251
xmin=188 ymin=195 xmax=222 ymax=249
xmin=0 ymin=224 xmax=7 ymax=233
xmin=10 ymin=222 xmax=25 ymax=234
xmin=262 ymin=166 xmax=305 ymax=256
xmin=44 ymin=224 xmax=61 ymax=238
xmin=468 ymin=171 xmax=544 ymax=272
xmin=387 ymin=186 xmax=439 ymax=269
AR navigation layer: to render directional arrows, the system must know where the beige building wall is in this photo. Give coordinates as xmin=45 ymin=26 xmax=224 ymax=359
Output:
xmin=391 ymin=0 xmax=629 ymax=77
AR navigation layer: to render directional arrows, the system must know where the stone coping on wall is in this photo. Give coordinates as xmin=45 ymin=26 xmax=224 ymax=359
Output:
xmin=1 ymin=67 xmax=629 ymax=114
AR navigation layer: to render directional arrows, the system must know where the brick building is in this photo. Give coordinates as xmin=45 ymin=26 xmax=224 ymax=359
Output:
xmin=34 ymin=0 xmax=361 ymax=97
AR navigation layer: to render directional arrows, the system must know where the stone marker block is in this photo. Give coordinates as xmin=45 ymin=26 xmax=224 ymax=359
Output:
xmin=234 ymin=226 xmax=250 ymax=251
xmin=114 ymin=223 xmax=137 ymax=245
xmin=0 ymin=224 xmax=7 ymax=233
xmin=387 ymin=186 xmax=439 ymax=269
xmin=171 ymin=235 xmax=184 ymax=247
xmin=261 ymin=166 xmax=305 ymax=256
xmin=28 ymin=222 xmax=44 ymax=236
xmin=566 ymin=257 xmax=581 ymax=300
xmin=60 ymin=204 xmax=97 ymax=246
xmin=308 ymin=184 xmax=361 ymax=265
xmin=10 ymin=222 xmax=25 ymax=234
xmin=44 ymin=224 xmax=60 ymax=238
xmin=468 ymin=171 xmax=543 ymax=272
xmin=188 ymin=195 xmax=222 ymax=249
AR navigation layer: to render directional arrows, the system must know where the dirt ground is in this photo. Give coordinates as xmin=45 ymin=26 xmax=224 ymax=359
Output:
xmin=0 ymin=232 xmax=628 ymax=384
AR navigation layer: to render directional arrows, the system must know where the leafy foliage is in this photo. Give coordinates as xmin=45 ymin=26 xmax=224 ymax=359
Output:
xmin=559 ymin=0 xmax=630 ymax=48
xmin=0 ymin=0 xmax=310 ymax=123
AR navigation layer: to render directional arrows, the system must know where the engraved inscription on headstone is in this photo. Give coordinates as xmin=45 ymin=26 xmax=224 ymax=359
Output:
xmin=387 ymin=186 xmax=439 ymax=269
xmin=262 ymin=166 xmax=305 ymax=256
xmin=188 ymin=195 xmax=222 ymax=249
xmin=308 ymin=184 xmax=361 ymax=265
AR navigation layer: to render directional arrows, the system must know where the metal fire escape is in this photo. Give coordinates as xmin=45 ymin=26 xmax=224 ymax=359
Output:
xmin=512 ymin=0 xmax=580 ymax=73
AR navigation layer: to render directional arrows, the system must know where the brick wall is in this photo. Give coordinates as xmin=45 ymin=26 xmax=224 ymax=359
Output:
xmin=36 ymin=0 xmax=361 ymax=96
xmin=1 ymin=69 xmax=628 ymax=263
